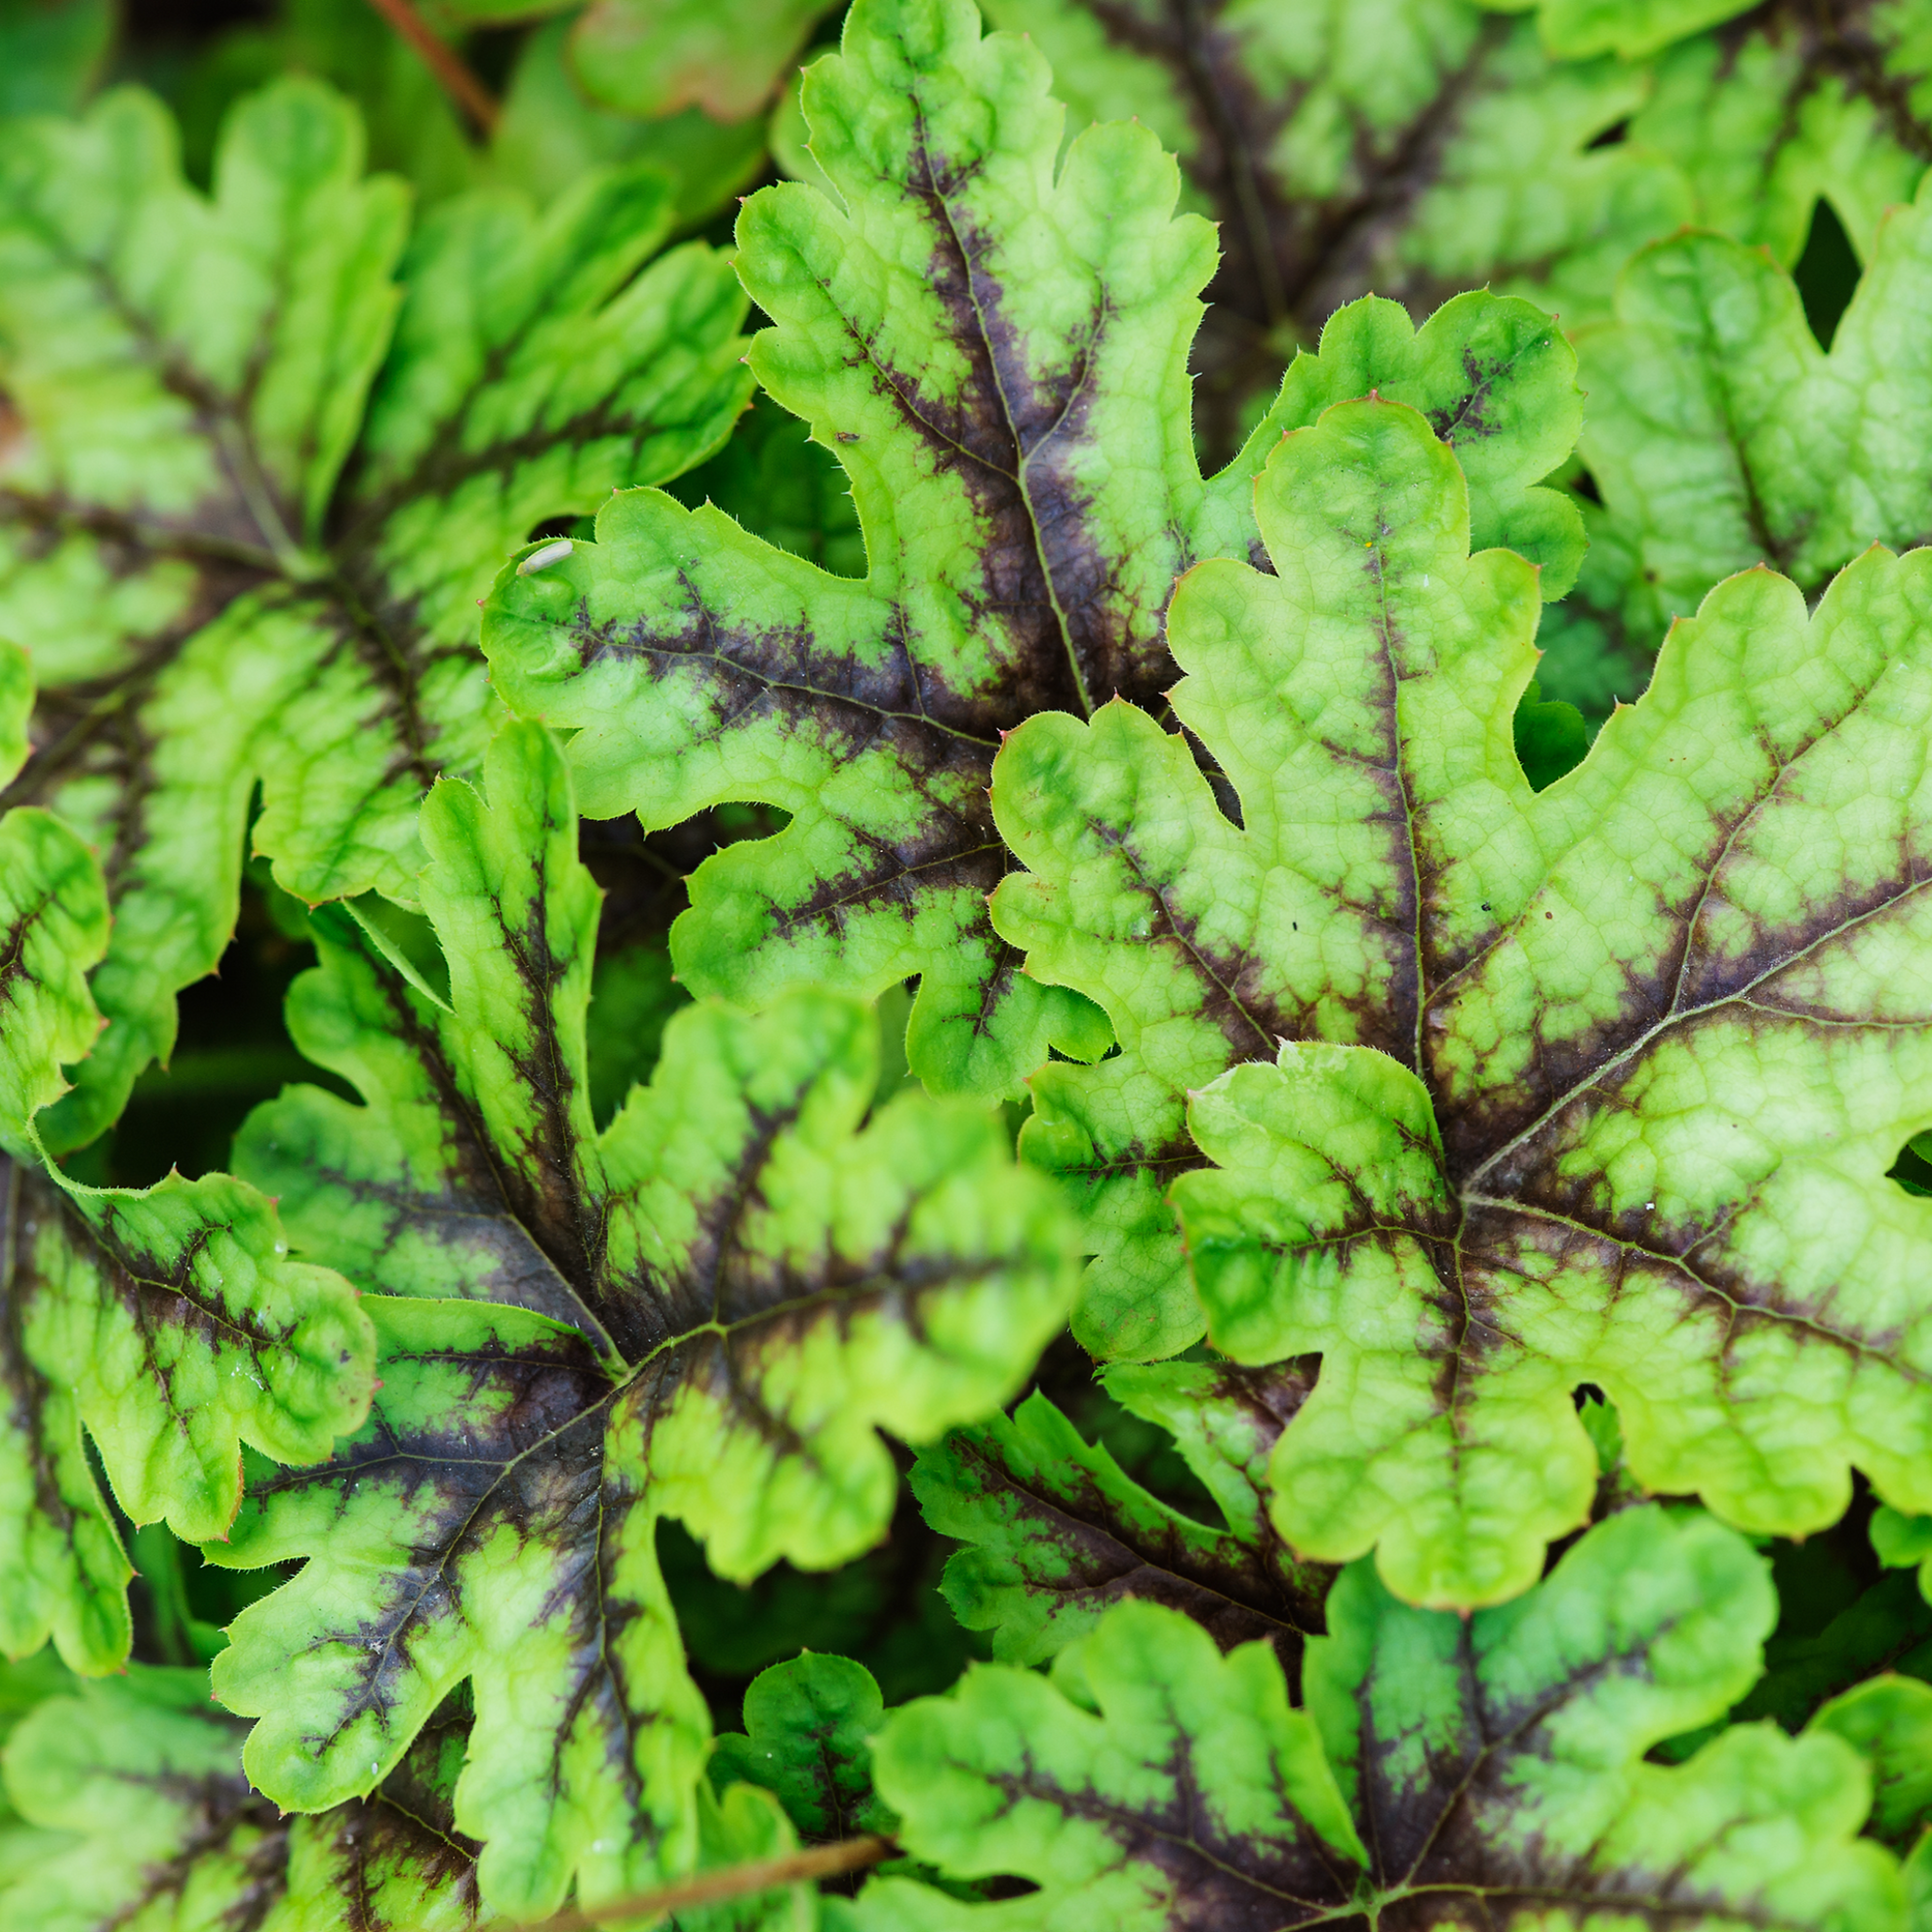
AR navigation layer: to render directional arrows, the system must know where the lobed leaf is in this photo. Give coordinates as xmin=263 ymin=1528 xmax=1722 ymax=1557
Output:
xmin=0 ymin=74 xmax=752 ymax=1150
xmin=0 ymin=776 xmax=373 ymax=1677
xmin=1629 ymin=6 xmax=1932 ymax=275
xmin=713 ymin=1653 xmax=896 ymax=1843
xmin=911 ymin=1362 xmax=1329 ymax=1671
xmin=974 ymin=0 xmax=1692 ymax=447
xmin=992 ymin=393 xmax=1932 ymax=1604
xmin=1811 ymin=1674 xmax=1932 ymax=1860
xmin=485 ymin=0 xmax=1585 ymax=1105
xmin=0 ymin=1665 xmax=490 ymax=1931
xmin=209 ymin=719 xmax=1076 ymax=1919
xmin=1560 ymin=181 xmax=1932 ymax=684
xmin=851 ymin=1507 xmax=1905 ymax=1932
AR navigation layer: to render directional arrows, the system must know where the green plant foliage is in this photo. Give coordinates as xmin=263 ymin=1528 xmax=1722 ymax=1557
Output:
xmin=0 ymin=74 xmax=753 ymax=1151
xmin=0 ymin=1664 xmax=494 ymax=1930
xmin=570 ymin=0 xmax=843 ymax=120
xmin=1812 ymin=1674 xmax=1932 ymax=1859
xmin=990 ymin=393 xmax=1932 ymax=1605
xmin=491 ymin=17 xmax=770 ymax=221
xmin=204 ymin=720 xmax=1076 ymax=1919
xmin=1876 ymin=1507 xmax=1932 ymax=1602
xmin=713 ymin=1653 xmax=895 ymax=1842
xmin=0 ymin=727 xmax=374 ymax=1679
xmin=10 ymin=0 xmax=1932 ymax=1915
xmin=1536 ymin=0 xmax=1753 ymax=59
xmin=1729 ymin=1567 xmax=1932 ymax=1739
xmin=1630 ymin=5 xmax=1932 ymax=274
xmin=852 ymin=1507 xmax=1906 ymax=1932
xmin=910 ymin=1363 xmax=1329 ymax=1670
xmin=486 ymin=0 xmax=1585 ymax=1106
xmin=0 ymin=0 xmax=110 ymax=117
xmin=0 ymin=1150 xmax=377 ymax=1677
xmin=1557 ymin=179 xmax=1932 ymax=694
xmin=972 ymin=0 xmax=1688 ymax=446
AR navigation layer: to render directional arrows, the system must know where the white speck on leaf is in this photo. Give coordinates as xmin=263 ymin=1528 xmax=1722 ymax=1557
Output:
xmin=519 ymin=539 xmax=575 ymax=576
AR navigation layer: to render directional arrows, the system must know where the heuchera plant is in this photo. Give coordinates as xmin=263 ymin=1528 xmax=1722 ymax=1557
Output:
xmin=6 ymin=0 xmax=1932 ymax=1927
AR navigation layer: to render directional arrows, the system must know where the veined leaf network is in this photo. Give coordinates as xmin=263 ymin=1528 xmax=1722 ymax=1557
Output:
xmin=3 ymin=1 xmax=1932 ymax=1928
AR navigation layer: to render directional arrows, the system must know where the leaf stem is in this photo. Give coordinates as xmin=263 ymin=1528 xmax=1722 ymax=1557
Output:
xmin=358 ymin=0 xmax=500 ymax=137
xmin=534 ymin=1835 xmax=895 ymax=1928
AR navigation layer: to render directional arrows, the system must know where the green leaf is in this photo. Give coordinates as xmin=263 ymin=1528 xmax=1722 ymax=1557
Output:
xmin=1631 ymin=10 xmax=1932 ymax=274
xmin=910 ymin=1365 xmax=1329 ymax=1669
xmin=490 ymin=19 xmax=769 ymax=227
xmin=713 ymin=1653 xmax=896 ymax=1842
xmin=992 ymin=393 xmax=1932 ymax=1603
xmin=0 ymin=716 xmax=374 ymax=1674
xmin=0 ymin=0 xmax=109 ymax=117
xmin=1511 ymin=675 xmax=1590 ymax=790
xmin=1877 ymin=1507 xmax=1932 ymax=1602
xmin=1 ymin=1150 xmax=377 ymax=1674
xmin=209 ymin=720 xmax=1076 ymax=1918
xmin=1537 ymin=0 xmax=1753 ymax=59
xmin=1572 ymin=179 xmax=1932 ymax=668
xmin=856 ymin=1507 xmax=1904 ymax=1932
xmin=0 ymin=1664 xmax=491 ymax=1931
xmin=484 ymin=0 xmax=1585 ymax=1104
xmin=1729 ymin=1570 xmax=1932 ymax=1738
xmin=568 ymin=0 xmax=841 ymax=120
xmin=0 ymin=75 xmax=753 ymax=1151
xmin=974 ymin=0 xmax=1690 ymax=446
xmin=670 ymin=391 xmax=866 ymax=582
xmin=1811 ymin=1674 xmax=1932 ymax=1859
xmin=0 ymin=807 xmax=107 ymax=1154
xmin=0 ymin=1649 xmax=75 ymax=1889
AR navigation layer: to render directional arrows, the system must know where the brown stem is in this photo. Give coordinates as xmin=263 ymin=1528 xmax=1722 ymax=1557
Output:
xmin=359 ymin=0 xmax=500 ymax=136
xmin=531 ymin=1835 xmax=895 ymax=1929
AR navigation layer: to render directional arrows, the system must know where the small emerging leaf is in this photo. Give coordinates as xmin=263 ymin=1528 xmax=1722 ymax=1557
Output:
xmin=713 ymin=1653 xmax=895 ymax=1842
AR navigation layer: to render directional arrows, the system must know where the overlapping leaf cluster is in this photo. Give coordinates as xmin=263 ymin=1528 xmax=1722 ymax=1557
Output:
xmin=6 ymin=0 xmax=1932 ymax=1928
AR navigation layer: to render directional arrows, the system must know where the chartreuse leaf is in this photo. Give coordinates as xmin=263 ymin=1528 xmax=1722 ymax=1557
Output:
xmin=1567 ymin=177 xmax=1932 ymax=669
xmin=566 ymin=0 xmax=841 ymax=119
xmin=0 ymin=651 xmax=106 ymax=1152
xmin=0 ymin=1152 xmax=377 ymax=1676
xmin=0 ymin=74 xmax=752 ymax=1151
xmin=992 ymin=392 xmax=1932 ymax=1605
xmin=0 ymin=1649 xmax=73 ymax=1889
xmin=208 ymin=720 xmax=1076 ymax=1920
xmin=484 ymin=0 xmax=1585 ymax=1104
xmin=0 ymin=719 xmax=371 ymax=1677
xmin=0 ymin=1665 xmax=493 ymax=1931
xmin=1537 ymin=0 xmax=1751 ymax=59
xmin=1630 ymin=7 xmax=1932 ymax=275
xmin=713 ymin=1654 xmax=895 ymax=1842
xmin=972 ymin=0 xmax=1689 ymax=445
xmin=852 ymin=1508 xmax=1904 ymax=1932
xmin=911 ymin=1361 xmax=1328 ymax=1670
